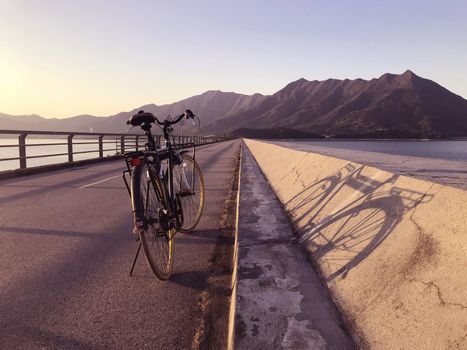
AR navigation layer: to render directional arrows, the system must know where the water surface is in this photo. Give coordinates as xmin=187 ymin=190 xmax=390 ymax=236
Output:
xmin=272 ymin=140 xmax=467 ymax=162
xmin=267 ymin=140 xmax=467 ymax=190
xmin=0 ymin=137 xmax=123 ymax=172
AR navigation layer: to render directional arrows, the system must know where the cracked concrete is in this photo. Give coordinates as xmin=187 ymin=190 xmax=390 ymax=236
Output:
xmin=408 ymin=278 xmax=467 ymax=310
xmin=245 ymin=139 xmax=467 ymax=350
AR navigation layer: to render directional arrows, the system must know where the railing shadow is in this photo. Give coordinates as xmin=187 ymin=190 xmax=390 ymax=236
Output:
xmin=285 ymin=164 xmax=433 ymax=282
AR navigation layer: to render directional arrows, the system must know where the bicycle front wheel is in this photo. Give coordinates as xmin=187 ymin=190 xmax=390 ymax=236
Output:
xmin=132 ymin=163 xmax=174 ymax=280
xmin=172 ymin=154 xmax=205 ymax=232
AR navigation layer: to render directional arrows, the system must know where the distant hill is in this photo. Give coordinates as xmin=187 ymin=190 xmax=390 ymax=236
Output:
xmin=228 ymin=127 xmax=324 ymax=139
xmin=87 ymin=90 xmax=266 ymax=134
xmin=203 ymin=70 xmax=467 ymax=138
xmin=1 ymin=71 xmax=467 ymax=138
xmin=0 ymin=91 xmax=266 ymax=135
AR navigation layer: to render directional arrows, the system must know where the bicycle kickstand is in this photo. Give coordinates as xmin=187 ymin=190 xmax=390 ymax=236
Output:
xmin=129 ymin=242 xmax=142 ymax=276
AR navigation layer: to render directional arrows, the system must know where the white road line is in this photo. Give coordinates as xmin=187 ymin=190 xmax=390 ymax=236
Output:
xmin=78 ymin=175 xmax=121 ymax=189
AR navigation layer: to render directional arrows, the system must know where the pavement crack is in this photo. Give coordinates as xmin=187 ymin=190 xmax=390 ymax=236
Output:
xmin=408 ymin=278 xmax=467 ymax=310
xmin=361 ymin=279 xmax=393 ymax=313
xmin=275 ymin=153 xmax=309 ymax=186
xmin=408 ymin=183 xmax=435 ymax=224
xmin=452 ymin=332 xmax=467 ymax=349
xmin=405 ymin=183 xmax=440 ymax=275
xmin=409 ymin=214 xmax=424 ymax=236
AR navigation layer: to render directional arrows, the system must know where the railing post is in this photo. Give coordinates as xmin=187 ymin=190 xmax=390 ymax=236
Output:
xmin=120 ymin=136 xmax=125 ymax=154
xmin=98 ymin=135 xmax=104 ymax=158
xmin=18 ymin=134 xmax=27 ymax=169
xmin=67 ymin=135 xmax=74 ymax=162
xmin=135 ymin=136 xmax=139 ymax=151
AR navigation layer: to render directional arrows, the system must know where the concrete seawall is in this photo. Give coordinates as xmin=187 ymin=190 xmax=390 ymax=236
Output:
xmin=244 ymin=139 xmax=467 ymax=350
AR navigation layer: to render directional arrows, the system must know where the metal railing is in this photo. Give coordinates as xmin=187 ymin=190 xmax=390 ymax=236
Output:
xmin=0 ymin=129 xmax=223 ymax=172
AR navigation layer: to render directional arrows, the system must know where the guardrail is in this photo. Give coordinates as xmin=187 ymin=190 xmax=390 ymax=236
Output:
xmin=0 ymin=129 xmax=223 ymax=172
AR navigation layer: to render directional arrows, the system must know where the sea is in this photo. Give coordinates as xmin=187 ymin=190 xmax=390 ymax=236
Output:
xmin=270 ymin=139 xmax=467 ymax=162
xmin=266 ymin=139 xmax=467 ymax=190
xmin=0 ymin=137 xmax=124 ymax=172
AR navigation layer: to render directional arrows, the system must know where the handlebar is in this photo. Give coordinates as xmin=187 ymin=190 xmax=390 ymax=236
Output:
xmin=126 ymin=109 xmax=196 ymax=129
xmin=157 ymin=111 xmax=185 ymax=126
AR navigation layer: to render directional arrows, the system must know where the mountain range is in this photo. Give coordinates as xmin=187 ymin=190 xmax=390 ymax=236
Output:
xmin=1 ymin=70 xmax=467 ymax=138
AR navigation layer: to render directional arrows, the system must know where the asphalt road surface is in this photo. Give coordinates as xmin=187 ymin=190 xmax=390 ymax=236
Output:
xmin=0 ymin=140 xmax=240 ymax=350
xmin=267 ymin=140 xmax=467 ymax=190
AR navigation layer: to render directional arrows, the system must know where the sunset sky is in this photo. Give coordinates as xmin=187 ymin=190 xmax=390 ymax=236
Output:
xmin=1 ymin=0 xmax=466 ymax=118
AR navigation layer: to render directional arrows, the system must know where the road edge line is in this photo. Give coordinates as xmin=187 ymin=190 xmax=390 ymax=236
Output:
xmin=226 ymin=141 xmax=242 ymax=350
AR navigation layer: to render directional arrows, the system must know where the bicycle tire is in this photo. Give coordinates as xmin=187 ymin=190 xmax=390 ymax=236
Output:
xmin=172 ymin=154 xmax=205 ymax=232
xmin=132 ymin=163 xmax=174 ymax=280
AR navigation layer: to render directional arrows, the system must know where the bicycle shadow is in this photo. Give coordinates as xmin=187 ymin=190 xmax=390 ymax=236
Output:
xmin=284 ymin=164 xmax=433 ymax=282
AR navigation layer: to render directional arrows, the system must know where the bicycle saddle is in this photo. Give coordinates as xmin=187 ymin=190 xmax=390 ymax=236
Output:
xmin=127 ymin=110 xmax=156 ymax=126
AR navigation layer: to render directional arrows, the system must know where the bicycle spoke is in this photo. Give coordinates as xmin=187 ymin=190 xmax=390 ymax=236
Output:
xmin=137 ymin=164 xmax=174 ymax=280
xmin=172 ymin=155 xmax=204 ymax=232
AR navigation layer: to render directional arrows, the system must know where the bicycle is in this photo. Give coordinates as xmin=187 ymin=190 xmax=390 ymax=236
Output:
xmin=122 ymin=109 xmax=205 ymax=280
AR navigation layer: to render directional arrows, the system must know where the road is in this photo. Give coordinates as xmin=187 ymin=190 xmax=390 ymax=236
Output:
xmin=267 ymin=140 xmax=467 ymax=190
xmin=0 ymin=140 xmax=240 ymax=350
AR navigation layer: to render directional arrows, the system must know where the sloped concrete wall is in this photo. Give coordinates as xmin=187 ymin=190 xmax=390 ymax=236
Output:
xmin=244 ymin=139 xmax=467 ymax=350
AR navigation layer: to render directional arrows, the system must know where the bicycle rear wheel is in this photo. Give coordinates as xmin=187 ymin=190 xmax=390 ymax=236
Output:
xmin=172 ymin=154 xmax=205 ymax=232
xmin=132 ymin=163 xmax=174 ymax=280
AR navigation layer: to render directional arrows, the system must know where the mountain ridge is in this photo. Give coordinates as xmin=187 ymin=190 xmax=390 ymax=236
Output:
xmin=202 ymin=70 xmax=467 ymax=138
xmin=1 ymin=71 xmax=467 ymax=138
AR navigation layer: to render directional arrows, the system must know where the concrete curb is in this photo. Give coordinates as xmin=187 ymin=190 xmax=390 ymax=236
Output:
xmin=244 ymin=139 xmax=467 ymax=350
xmin=227 ymin=142 xmax=242 ymax=350
xmin=233 ymin=142 xmax=355 ymax=349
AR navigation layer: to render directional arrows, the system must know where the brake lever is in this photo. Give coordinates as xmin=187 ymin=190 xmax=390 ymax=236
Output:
xmin=184 ymin=109 xmax=195 ymax=119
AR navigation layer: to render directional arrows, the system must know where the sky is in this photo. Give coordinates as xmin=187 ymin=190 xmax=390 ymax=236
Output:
xmin=0 ymin=0 xmax=466 ymax=118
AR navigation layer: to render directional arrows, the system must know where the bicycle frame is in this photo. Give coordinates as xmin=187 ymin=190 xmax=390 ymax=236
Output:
xmin=122 ymin=125 xmax=193 ymax=229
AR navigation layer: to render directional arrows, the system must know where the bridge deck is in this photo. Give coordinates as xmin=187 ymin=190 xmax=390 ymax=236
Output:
xmin=0 ymin=140 xmax=240 ymax=349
